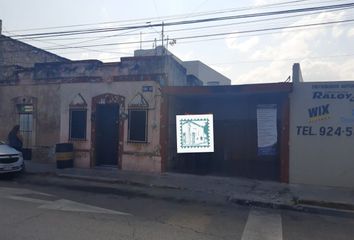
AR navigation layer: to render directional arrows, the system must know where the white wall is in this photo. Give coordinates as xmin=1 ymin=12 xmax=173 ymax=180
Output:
xmin=290 ymin=81 xmax=354 ymax=187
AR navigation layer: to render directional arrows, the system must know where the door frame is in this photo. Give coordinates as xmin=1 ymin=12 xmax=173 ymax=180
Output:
xmin=91 ymin=93 xmax=125 ymax=168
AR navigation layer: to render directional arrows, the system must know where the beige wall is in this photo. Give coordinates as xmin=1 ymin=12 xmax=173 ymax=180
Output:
xmin=60 ymin=81 xmax=162 ymax=172
xmin=289 ymin=81 xmax=354 ymax=187
xmin=0 ymin=84 xmax=61 ymax=145
xmin=0 ymin=84 xmax=61 ymax=162
xmin=0 ymin=80 xmax=162 ymax=172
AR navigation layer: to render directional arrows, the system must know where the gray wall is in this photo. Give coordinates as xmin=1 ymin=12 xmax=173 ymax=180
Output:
xmin=289 ymin=81 xmax=354 ymax=187
xmin=183 ymin=61 xmax=231 ymax=86
xmin=134 ymin=47 xmax=229 ymax=86
xmin=0 ymin=35 xmax=68 ymax=68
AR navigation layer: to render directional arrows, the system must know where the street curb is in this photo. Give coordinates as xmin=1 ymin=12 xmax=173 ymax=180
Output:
xmin=296 ymin=199 xmax=354 ymax=211
xmin=23 ymin=172 xmax=354 ymax=217
xmin=21 ymin=173 xmax=228 ymax=206
xmin=56 ymin=173 xmax=187 ymax=190
xmin=56 ymin=173 xmax=354 ymax=217
xmin=228 ymin=197 xmax=354 ymax=218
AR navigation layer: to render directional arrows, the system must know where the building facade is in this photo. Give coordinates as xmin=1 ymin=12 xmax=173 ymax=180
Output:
xmin=0 ymin=48 xmax=195 ymax=173
xmin=0 ymin=35 xmax=291 ymax=182
xmin=3 ymin=31 xmax=353 ymax=188
xmin=289 ymin=64 xmax=354 ymax=188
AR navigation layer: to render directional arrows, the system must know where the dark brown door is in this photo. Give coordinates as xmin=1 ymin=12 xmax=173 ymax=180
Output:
xmin=95 ymin=104 xmax=119 ymax=166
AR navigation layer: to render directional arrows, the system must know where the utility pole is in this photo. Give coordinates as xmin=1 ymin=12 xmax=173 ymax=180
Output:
xmin=161 ymin=21 xmax=164 ymax=48
xmin=140 ymin=32 xmax=142 ymax=50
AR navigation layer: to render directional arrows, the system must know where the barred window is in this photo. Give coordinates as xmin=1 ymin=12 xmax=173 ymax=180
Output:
xmin=17 ymin=104 xmax=34 ymax=148
xmin=69 ymin=109 xmax=87 ymax=140
xmin=128 ymin=109 xmax=147 ymax=142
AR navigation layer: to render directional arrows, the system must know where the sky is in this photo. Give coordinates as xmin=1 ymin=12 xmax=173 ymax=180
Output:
xmin=1 ymin=0 xmax=354 ymax=84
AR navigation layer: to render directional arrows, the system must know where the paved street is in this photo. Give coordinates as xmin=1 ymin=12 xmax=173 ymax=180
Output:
xmin=0 ymin=176 xmax=354 ymax=240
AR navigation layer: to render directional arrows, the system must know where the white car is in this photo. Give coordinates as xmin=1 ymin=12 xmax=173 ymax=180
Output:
xmin=0 ymin=141 xmax=25 ymax=174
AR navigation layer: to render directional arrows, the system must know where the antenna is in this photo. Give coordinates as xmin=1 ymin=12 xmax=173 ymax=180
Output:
xmin=169 ymin=39 xmax=177 ymax=46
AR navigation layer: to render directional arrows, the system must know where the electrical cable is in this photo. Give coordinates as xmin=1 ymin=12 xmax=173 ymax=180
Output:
xmin=6 ymin=0 xmax=321 ymax=33
xmin=7 ymin=2 xmax=354 ymax=39
xmin=14 ymin=6 xmax=349 ymax=43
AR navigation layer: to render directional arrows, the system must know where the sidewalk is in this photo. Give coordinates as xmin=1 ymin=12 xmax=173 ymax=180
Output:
xmin=24 ymin=160 xmax=354 ymax=215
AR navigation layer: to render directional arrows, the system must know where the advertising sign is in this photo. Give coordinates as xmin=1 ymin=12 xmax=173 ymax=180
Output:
xmin=296 ymin=83 xmax=354 ymax=137
xmin=176 ymin=114 xmax=214 ymax=153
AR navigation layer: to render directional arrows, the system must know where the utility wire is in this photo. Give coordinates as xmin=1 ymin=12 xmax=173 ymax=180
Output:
xmin=7 ymin=2 xmax=354 ymax=39
xmin=3 ymin=17 xmax=353 ymax=54
xmin=210 ymin=53 xmax=354 ymax=65
xmin=15 ymin=6 xmax=349 ymax=43
xmin=93 ymin=52 xmax=354 ymax=64
xmin=171 ymin=19 xmax=354 ymax=41
xmin=33 ymin=18 xmax=354 ymax=51
xmin=6 ymin=0 xmax=319 ymax=33
xmin=173 ymin=23 xmax=348 ymax=44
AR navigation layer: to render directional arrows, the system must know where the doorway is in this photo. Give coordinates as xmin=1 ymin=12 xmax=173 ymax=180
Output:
xmin=95 ymin=104 xmax=119 ymax=166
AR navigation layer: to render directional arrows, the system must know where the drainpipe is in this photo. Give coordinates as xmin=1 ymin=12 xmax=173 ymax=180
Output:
xmin=0 ymin=19 xmax=3 ymax=67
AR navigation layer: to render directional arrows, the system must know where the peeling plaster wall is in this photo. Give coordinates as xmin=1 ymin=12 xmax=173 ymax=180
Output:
xmin=60 ymin=81 xmax=162 ymax=172
xmin=120 ymin=55 xmax=187 ymax=86
xmin=34 ymin=60 xmax=103 ymax=80
xmin=0 ymin=80 xmax=162 ymax=171
xmin=0 ymin=53 xmax=192 ymax=172
xmin=0 ymin=84 xmax=61 ymax=163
